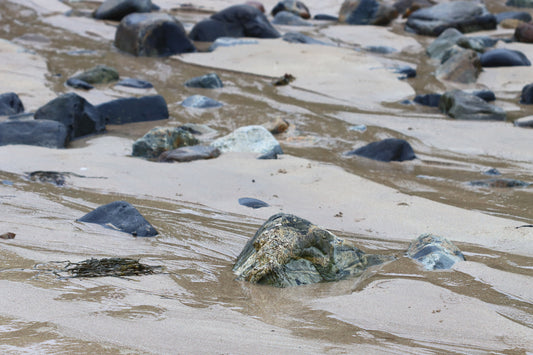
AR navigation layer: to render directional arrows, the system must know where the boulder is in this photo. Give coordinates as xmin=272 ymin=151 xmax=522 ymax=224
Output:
xmin=469 ymin=178 xmax=530 ymax=188
xmin=506 ymin=0 xmax=533 ymax=7
xmin=271 ymin=0 xmax=310 ymax=19
xmin=514 ymin=23 xmax=533 ymax=43
xmin=210 ymin=125 xmax=283 ymax=156
xmin=93 ymin=0 xmax=152 ymax=21
xmin=189 ymin=5 xmax=281 ymax=42
xmin=34 ymin=93 xmax=105 ymax=141
xmin=339 ymin=0 xmax=398 ymax=26
xmin=0 ymin=92 xmax=24 ymax=116
xmin=282 ymin=32 xmax=328 ymax=45
xmin=0 ymin=120 xmax=68 ymax=148
xmin=97 ymin=95 xmax=169 ymax=124
xmin=132 ymin=126 xmax=199 ymax=159
xmin=405 ymin=1 xmax=497 ymax=36
xmin=208 ymin=37 xmax=259 ymax=51
xmin=233 ymin=213 xmax=394 ymax=287
xmin=495 ymin=11 xmax=532 ymax=24
xmin=514 ymin=115 xmax=533 ymax=127
xmin=181 ymin=95 xmax=223 ymax=108
xmin=115 ymin=13 xmax=196 ymax=56
xmin=238 ymin=197 xmax=269 ymax=209
xmin=272 ymin=11 xmax=312 ymax=26
xmin=407 ymin=234 xmax=465 ymax=270
xmin=480 ymin=48 xmax=531 ymax=67
xmin=439 ymin=90 xmax=506 ymax=120
xmin=158 ymin=145 xmax=220 ymax=162
xmin=435 ymin=48 xmax=482 ymax=84
xmin=346 ymin=138 xmax=416 ymax=162
xmin=69 ymin=65 xmax=119 ymax=85
xmin=184 ymin=73 xmax=223 ymax=89
xmin=78 ymin=200 xmax=158 ymax=237
xmin=520 ymin=83 xmax=533 ymax=104
xmin=115 ymin=78 xmax=153 ymax=88
xmin=414 ymin=93 xmax=441 ymax=107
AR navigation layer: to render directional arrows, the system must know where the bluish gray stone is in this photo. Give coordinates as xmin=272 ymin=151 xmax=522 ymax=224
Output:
xmin=0 ymin=92 xmax=24 ymax=116
xmin=339 ymin=0 xmax=398 ymax=26
xmin=211 ymin=125 xmax=283 ymax=156
xmin=272 ymin=11 xmax=312 ymax=26
xmin=439 ymin=90 xmax=506 ymax=120
xmin=426 ymin=28 xmax=464 ymax=61
xmin=0 ymin=120 xmax=68 ymax=148
xmin=346 ymin=138 xmax=416 ymax=162
xmin=181 ymin=95 xmax=223 ymax=108
xmin=97 ymin=95 xmax=168 ymax=124
xmin=414 ymin=94 xmax=441 ymax=107
xmin=66 ymin=78 xmax=94 ymax=90
xmin=480 ymin=48 xmax=531 ymax=67
xmin=238 ymin=197 xmax=269 ymax=209
xmin=495 ymin=11 xmax=532 ymax=23
xmin=158 ymin=145 xmax=220 ymax=162
xmin=208 ymin=37 xmax=259 ymax=51
xmin=184 ymin=73 xmax=223 ymax=89
xmin=94 ymin=0 xmax=152 ymax=21
xmin=469 ymin=178 xmax=530 ymax=188
xmin=407 ymin=234 xmax=465 ymax=270
xmin=506 ymin=0 xmax=533 ymax=8
xmin=116 ymin=78 xmax=153 ymax=88
xmin=282 ymin=32 xmax=328 ymax=45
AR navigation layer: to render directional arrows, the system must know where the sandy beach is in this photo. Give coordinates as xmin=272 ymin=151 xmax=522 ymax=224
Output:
xmin=1 ymin=0 xmax=533 ymax=353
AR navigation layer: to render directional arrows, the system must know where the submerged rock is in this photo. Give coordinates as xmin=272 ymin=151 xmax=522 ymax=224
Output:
xmin=407 ymin=234 xmax=465 ymax=270
xmin=94 ymin=0 xmax=152 ymax=21
xmin=158 ymin=145 xmax=220 ymax=162
xmin=69 ymin=65 xmax=119 ymax=85
xmin=97 ymin=95 xmax=169 ymax=124
xmin=181 ymin=95 xmax=223 ymax=108
xmin=469 ymin=178 xmax=530 ymax=188
xmin=66 ymin=78 xmax=94 ymax=90
xmin=233 ymin=213 xmax=394 ymax=287
xmin=0 ymin=120 xmax=68 ymax=148
xmin=439 ymin=90 xmax=506 ymax=121
xmin=115 ymin=13 xmax=196 ymax=56
xmin=282 ymin=32 xmax=328 ymax=45
xmin=346 ymin=138 xmax=416 ymax=162
xmin=210 ymin=125 xmax=283 ymax=157
xmin=339 ymin=0 xmax=398 ymax=26
xmin=238 ymin=197 xmax=269 ymax=209
xmin=0 ymin=92 xmax=24 ymax=116
xmin=208 ymin=37 xmax=259 ymax=51
xmin=132 ymin=126 xmax=199 ymax=159
xmin=184 ymin=73 xmax=223 ymax=89
xmin=34 ymin=93 xmax=105 ymax=142
xmin=480 ymin=48 xmax=531 ymax=67
xmin=78 ymin=200 xmax=158 ymax=237
xmin=115 ymin=78 xmax=153 ymax=88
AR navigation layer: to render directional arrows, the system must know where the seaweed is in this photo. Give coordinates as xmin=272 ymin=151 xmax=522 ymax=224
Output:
xmin=64 ymin=258 xmax=160 ymax=278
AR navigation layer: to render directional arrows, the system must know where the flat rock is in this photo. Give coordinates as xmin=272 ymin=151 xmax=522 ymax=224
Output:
xmin=439 ymin=90 xmax=506 ymax=121
xmin=346 ymin=138 xmax=416 ymax=162
xmin=469 ymin=178 xmax=530 ymax=188
xmin=158 ymin=145 xmax=220 ymax=162
xmin=132 ymin=126 xmax=199 ymax=159
xmin=70 ymin=65 xmax=119 ymax=85
xmin=233 ymin=213 xmax=394 ymax=287
xmin=94 ymin=0 xmax=153 ymax=21
xmin=407 ymin=234 xmax=465 ymax=270
xmin=181 ymin=95 xmax=223 ymax=108
xmin=208 ymin=37 xmax=259 ymax=51
xmin=115 ymin=78 xmax=153 ymax=89
xmin=480 ymin=48 xmax=531 ymax=67
xmin=414 ymin=93 xmax=441 ymax=107
xmin=238 ymin=197 xmax=269 ymax=208
xmin=435 ymin=47 xmax=482 ymax=84
xmin=514 ymin=115 xmax=533 ymax=127
xmin=97 ymin=95 xmax=169 ymax=124
xmin=210 ymin=125 xmax=283 ymax=156
xmin=282 ymin=32 xmax=328 ymax=45
xmin=272 ymin=11 xmax=312 ymax=26
xmin=495 ymin=11 xmax=532 ymax=24
xmin=184 ymin=73 xmax=223 ymax=89
xmin=0 ymin=120 xmax=68 ymax=148
xmin=339 ymin=0 xmax=398 ymax=26
xmin=0 ymin=92 xmax=24 ymax=116
xmin=78 ymin=200 xmax=158 ymax=237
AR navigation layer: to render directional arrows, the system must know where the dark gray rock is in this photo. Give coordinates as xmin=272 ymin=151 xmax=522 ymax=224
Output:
xmin=456 ymin=36 xmax=497 ymax=52
xmin=282 ymin=32 xmax=328 ymax=45
xmin=405 ymin=1 xmax=497 ymax=36
xmin=435 ymin=48 xmax=482 ymax=84
xmin=238 ymin=197 xmax=269 ymax=208
xmin=0 ymin=120 xmax=68 ymax=148
xmin=426 ymin=28 xmax=464 ymax=61
xmin=414 ymin=93 xmax=441 ymax=107
xmin=271 ymin=0 xmax=311 ymax=19
xmin=272 ymin=11 xmax=312 ymax=25
xmin=346 ymin=138 xmax=416 ymax=162
xmin=26 ymin=171 xmax=68 ymax=186
xmin=208 ymin=37 xmax=259 ymax=51
xmin=184 ymin=73 xmax=223 ymax=89
xmin=97 ymin=95 xmax=169 ymax=124
xmin=314 ymin=14 xmax=338 ymax=20
xmin=514 ymin=116 xmax=533 ymax=127
xmin=181 ymin=95 xmax=223 ymax=108
xmin=480 ymin=48 xmax=531 ymax=67
xmin=439 ymin=90 xmax=506 ymax=120
xmin=78 ymin=200 xmax=158 ymax=237
xmin=520 ymin=83 xmax=533 ymax=104
xmin=233 ymin=213 xmax=394 ymax=287
xmin=365 ymin=46 xmax=397 ymax=54
xmin=469 ymin=178 xmax=530 ymax=188
xmin=339 ymin=0 xmax=398 ymax=26
xmin=495 ymin=11 xmax=532 ymax=23
xmin=115 ymin=13 xmax=196 ymax=56
xmin=393 ymin=65 xmax=416 ymax=79
xmin=0 ymin=92 xmax=24 ymax=116
xmin=70 ymin=65 xmax=119 ymax=84
xmin=189 ymin=5 xmax=281 ymax=42
xmin=506 ymin=0 xmax=533 ymax=7
xmin=211 ymin=125 xmax=283 ymax=157
xmin=66 ymin=78 xmax=94 ymax=90
xmin=471 ymin=89 xmax=496 ymax=102
xmin=407 ymin=234 xmax=465 ymax=270
xmin=483 ymin=168 xmax=501 ymax=176
xmin=132 ymin=126 xmax=199 ymax=159
xmin=94 ymin=0 xmax=152 ymax=21
xmin=116 ymin=78 xmax=153 ymax=88
xmin=158 ymin=145 xmax=220 ymax=162
xmin=34 ymin=93 xmax=105 ymax=141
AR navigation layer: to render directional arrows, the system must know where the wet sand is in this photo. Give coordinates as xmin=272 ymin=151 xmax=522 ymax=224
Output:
xmin=1 ymin=0 xmax=533 ymax=353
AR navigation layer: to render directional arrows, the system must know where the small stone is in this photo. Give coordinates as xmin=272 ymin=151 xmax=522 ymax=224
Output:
xmin=181 ymin=95 xmax=223 ymax=109
xmin=272 ymin=73 xmax=295 ymax=86
xmin=262 ymin=117 xmax=289 ymax=134
xmin=66 ymin=78 xmax=94 ymax=90
xmin=0 ymin=232 xmax=16 ymax=240
xmin=93 ymin=0 xmax=153 ymax=21
xmin=210 ymin=125 xmax=283 ymax=157
xmin=0 ymin=120 xmax=68 ymax=148
xmin=439 ymin=90 xmax=506 ymax=121
xmin=514 ymin=116 xmax=533 ymax=127
xmin=407 ymin=234 xmax=465 ymax=270
xmin=132 ymin=126 xmax=199 ymax=159
xmin=339 ymin=0 xmax=398 ymax=26
xmin=271 ymin=0 xmax=311 ymax=19
xmin=469 ymin=178 xmax=530 ymax=188
xmin=116 ymin=78 xmax=153 ymax=88
xmin=414 ymin=93 xmax=441 ymax=107
xmin=70 ymin=65 xmax=119 ymax=85
xmin=346 ymin=138 xmax=416 ymax=162
xmin=272 ymin=11 xmax=312 ymax=26
xmin=238 ymin=197 xmax=269 ymax=209
xmin=184 ymin=73 xmax=223 ymax=89
xmin=0 ymin=92 xmax=24 ymax=116
xmin=97 ymin=95 xmax=169 ymax=124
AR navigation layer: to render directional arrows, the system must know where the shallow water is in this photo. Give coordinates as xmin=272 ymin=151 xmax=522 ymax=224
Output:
xmin=1 ymin=0 xmax=533 ymax=353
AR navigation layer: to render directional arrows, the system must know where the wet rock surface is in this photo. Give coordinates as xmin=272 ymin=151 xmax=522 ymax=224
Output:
xmin=480 ymin=48 xmax=531 ymax=67
xmin=469 ymin=178 xmax=530 ymax=188
xmin=181 ymin=95 xmax=223 ymax=108
xmin=93 ymin=0 xmax=153 ymax=21
xmin=346 ymin=138 xmax=416 ymax=162
xmin=339 ymin=0 xmax=398 ymax=26
xmin=132 ymin=126 xmax=199 ymax=159
xmin=233 ymin=213 xmax=394 ymax=287
xmin=97 ymin=95 xmax=169 ymax=124
xmin=0 ymin=120 xmax=68 ymax=148
xmin=78 ymin=200 xmax=158 ymax=237
xmin=439 ymin=90 xmax=506 ymax=121
xmin=238 ymin=197 xmax=269 ymax=209
xmin=0 ymin=92 xmax=24 ymax=116
xmin=184 ymin=73 xmax=223 ymax=89
xmin=115 ymin=78 xmax=153 ymax=88
xmin=69 ymin=65 xmax=119 ymax=85
xmin=407 ymin=234 xmax=465 ymax=270
xmin=520 ymin=83 xmax=533 ymax=104
xmin=271 ymin=0 xmax=311 ymax=19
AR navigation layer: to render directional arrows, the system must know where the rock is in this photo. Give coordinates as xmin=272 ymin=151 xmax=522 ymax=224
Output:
xmin=514 ymin=23 xmax=533 ymax=43
xmin=271 ymin=0 xmax=310 ymax=19
xmin=414 ymin=93 xmax=441 ymax=107
xmin=405 ymin=1 xmax=497 ymax=36
xmin=0 ymin=232 xmax=15 ymax=240
xmin=158 ymin=145 xmax=221 ymax=162
xmin=115 ymin=78 xmax=153 ymax=88
xmin=97 ymin=95 xmax=169 ymax=124
xmin=26 ymin=171 xmax=68 ymax=186
xmin=506 ymin=0 xmax=533 ymax=7
xmin=181 ymin=95 xmax=223 ymax=108
xmin=184 ymin=73 xmax=223 ymax=89
xmin=426 ymin=28 xmax=464 ymax=61
xmin=339 ymin=0 xmax=398 ymax=26
xmin=94 ymin=0 xmax=152 ymax=21
xmin=179 ymin=123 xmax=218 ymax=139
xmin=66 ymin=78 xmax=94 ymax=90
xmin=520 ymin=83 xmax=533 ymax=104
xmin=238 ymin=197 xmax=269 ymax=209
xmin=115 ymin=13 xmax=196 ymax=56
xmin=78 ymin=200 xmax=158 ymax=237
xmin=246 ymin=1 xmax=265 ymax=13
xmin=233 ymin=213 xmax=394 ymax=287
xmin=0 ymin=120 xmax=68 ymax=148
xmin=272 ymin=73 xmax=296 ymax=86
xmin=439 ymin=90 xmax=506 ymax=121
xmin=471 ymin=89 xmax=496 ymax=102
xmin=282 ymin=32 xmax=328 ymax=45
xmin=393 ymin=66 xmax=416 ymax=79
xmin=132 ymin=126 xmax=199 ymax=159
xmin=313 ymin=14 xmax=338 ymax=21
xmin=346 ymin=138 xmax=416 ymax=162
xmin=483 ymin=168 xmax=501 ymax=175
xmin=348 ymin=124 xmax=367 ymax=132
xmin=208 ymin=37 xmax=259 ymax=51
xmin=262 ymin=116 xmax=289 ymax=134
xmin=456 ymin=36 xmax=497 ymax=52
xmin=495 ymin=11 xmax=532 ymax=24
xmin=211 ymin=125 xmax=283 ymax=156
xmin=272 ymin=11 xmax=312 ymax=26
xmin=393 ymin=0 xmax=433 ymax=16
xmin=0 ymin=92 xmax=24 ymax=116
xmin=34 ymin=93 xmax=105 ymax=141
xmin=514 ymin=115 xmax=533 ymax=127
xmin=364 ymin=45 xmax=397 ymax=54
xmin=69 ymin=65 xmax=119 ymax=84
xmin=435 ymin=48 xmax=482 ymax=84
xmin=189 ymin=5 xmax=281 ymax=42
xmin=407 ymin=234 xmax=465 ymax=270
xmin=469 ymin=178 xmax=530 ymax=188
xmin=480 ymin=48 xmax=531 ymax=67
xmin=500 ymin=18 xmax=527 ymax=29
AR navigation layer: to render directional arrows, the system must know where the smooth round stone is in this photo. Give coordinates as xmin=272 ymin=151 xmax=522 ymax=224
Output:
xmin=346 ymin=138 xmax=416 ymax=162
xmin=480 ymin=48 xmax=531 ymax=67
xmin=238 ymin=197 xmax=269 ymax=209
xmin=514 ymin=115 xmax=533 ymax=128
xmin=520 ymin=83 xmax=533 ymax=104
